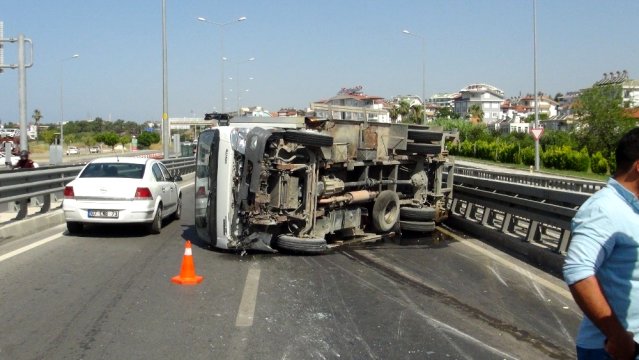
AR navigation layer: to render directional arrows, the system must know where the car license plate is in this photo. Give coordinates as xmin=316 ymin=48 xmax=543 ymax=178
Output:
xmin=88 ymin=210 xmax=119 ymax=218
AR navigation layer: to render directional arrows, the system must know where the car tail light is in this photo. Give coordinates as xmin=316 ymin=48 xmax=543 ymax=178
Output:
xmin=196 ymin=186 xmax=206 ymax=198
xmin=63 ymin=186 xmax=75 ymax=199
xmin=134 ymin=187 xmax=153 ymax=200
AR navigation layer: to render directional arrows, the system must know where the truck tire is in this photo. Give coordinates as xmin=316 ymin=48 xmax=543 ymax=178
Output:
xmin=372 ymin=190 xmax=400 ymax=233
xmin=407 ymin=130 xmax=444 ymax=143
xmin=276 ymin=235 xmax=328 ymax=254
xmin=406 ymin=143 xmax=442 ymax=155
xmin=283 ymin=130 xmax=333 ymax=147
xmin=399 ymin=220 xmax=436 ymax=233
xmin=400 ymin=206 xmax=436 ymax=221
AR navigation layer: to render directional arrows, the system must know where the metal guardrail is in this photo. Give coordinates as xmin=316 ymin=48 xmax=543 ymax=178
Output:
xmin=0 ymin=157 xmax=605 ymax=259
xmin=0 ymin=156 xmax=196 ymax=220
xmin=446 ymin=166 xmax=605 ymax=255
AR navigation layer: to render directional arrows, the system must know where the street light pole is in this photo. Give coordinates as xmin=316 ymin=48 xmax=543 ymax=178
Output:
xmin=60 ymin=54 xmax=79 ymax=149
xmin=162 ymin=0 xmax=169 ymax=159
xmin=533 ymin=0 xmax=540 ymax=171
xmin=233 ymin=57 xmax=255 ymax=116
xmin=197 ymin=16 xmax=246 ymax=113
xmin=402 ymin=29 xmax=426 ymax=124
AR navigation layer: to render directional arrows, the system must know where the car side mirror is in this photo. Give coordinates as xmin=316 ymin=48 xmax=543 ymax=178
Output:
xmin=173 ymin=174 xmax=183 ymax=182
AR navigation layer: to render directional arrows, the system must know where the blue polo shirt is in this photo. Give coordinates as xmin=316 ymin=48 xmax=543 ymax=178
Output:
xmin=563 ymin=178 xmax=639 ymax=349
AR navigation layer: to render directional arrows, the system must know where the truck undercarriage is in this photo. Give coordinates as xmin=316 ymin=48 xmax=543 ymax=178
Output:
xmin=221 ymin=118 xmax=456 ymax=253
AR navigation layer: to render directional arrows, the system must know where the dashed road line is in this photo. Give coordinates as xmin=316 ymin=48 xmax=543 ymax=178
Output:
xmin=236 ymin=266 xmax=261 ymax=327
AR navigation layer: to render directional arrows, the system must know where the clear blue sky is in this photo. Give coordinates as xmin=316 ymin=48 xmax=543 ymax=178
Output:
xmin=1 ymin=0 xmax=638 ymax=124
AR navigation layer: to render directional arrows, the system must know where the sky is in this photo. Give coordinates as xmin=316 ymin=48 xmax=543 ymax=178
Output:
xmin=1 ymin=0 xmax=638 ymax=124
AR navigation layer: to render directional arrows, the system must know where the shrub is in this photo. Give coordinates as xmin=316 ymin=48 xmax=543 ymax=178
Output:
xmin=590 ymin=151 xmax=609 ymax=175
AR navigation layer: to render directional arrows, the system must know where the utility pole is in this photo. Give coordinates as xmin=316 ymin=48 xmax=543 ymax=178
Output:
xmin=0 ymin=22 xmax=34 ymax=152
xmin=162 ymin=0 xmax=170 ymax=159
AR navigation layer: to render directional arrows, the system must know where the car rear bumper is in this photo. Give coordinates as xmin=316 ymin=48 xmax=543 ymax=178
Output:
xmin=63 ymin=200 xmax=156 ymax=223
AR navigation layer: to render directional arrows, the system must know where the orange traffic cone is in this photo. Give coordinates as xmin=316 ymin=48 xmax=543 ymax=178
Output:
xmin=171 ymin=240 xmax=203 ymax=285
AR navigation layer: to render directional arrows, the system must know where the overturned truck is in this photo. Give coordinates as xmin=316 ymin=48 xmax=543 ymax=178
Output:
xmin=194 ymin=117 xmax=456 ymax=253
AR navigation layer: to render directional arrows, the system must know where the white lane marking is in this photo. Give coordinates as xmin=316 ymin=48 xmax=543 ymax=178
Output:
xmin=488 ymin=265 xmax=509 ymax=287
xmin=0 ymin=232 xmax=62 ymax=263
xmin=236 ymin=267 xmax=261 ymax=327
xmin=437 ymin=226 xmax=572 ymax=300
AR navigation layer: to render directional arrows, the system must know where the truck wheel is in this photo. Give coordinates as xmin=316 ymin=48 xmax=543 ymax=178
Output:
xmin=399 ymin=220 xmax=436 ymax=233
xmin=400 ymin=206 xmax=436 ymax=221
xmin=283 ymin=130 xmax=333 ymax=147
xmin=372 ymin=190 xmax=400 ymax=233
xmin=67 ymin=221 xmax=83 ymax=234
xmin=407 ymin=130 xmax=444 ymax=143
xmin=276 ymin=235 xmax=328 ymax=254
xmin=406 ymin=143 xmax=442 ymax=155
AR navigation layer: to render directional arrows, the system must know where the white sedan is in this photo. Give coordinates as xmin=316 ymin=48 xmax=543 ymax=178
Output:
xmin=62 ymin=157 xmax=183 ymax=234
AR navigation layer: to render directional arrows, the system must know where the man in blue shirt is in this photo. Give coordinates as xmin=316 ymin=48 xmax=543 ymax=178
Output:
xmin=564 ymin=127 xmax=639 ymax=359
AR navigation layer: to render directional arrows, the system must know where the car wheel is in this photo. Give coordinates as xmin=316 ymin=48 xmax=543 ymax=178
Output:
xmin=148 ymin=206 xmax=162 ymax=234
xmin=67 ymin=221 xmax=83 ymax=234
xmin=173 ymin=195 xmax=182 ymax=220
xmin=372 ymin=190 xmax=400 ymax=233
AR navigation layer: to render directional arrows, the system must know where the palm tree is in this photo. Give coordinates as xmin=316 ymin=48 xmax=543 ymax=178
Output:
xmin=410 ymin=104 xmax=424 ymax=124
xmin=397 ymin=100 xmax=411 ymax=123
xmin=388 ymin=107 xmax=399 ymax=123
xmin=469 ymin=104 xmax=484 ymax=124
xmin=32 ymin=109 xmax=43 ymax=139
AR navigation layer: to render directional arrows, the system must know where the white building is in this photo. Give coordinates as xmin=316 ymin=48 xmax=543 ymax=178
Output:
xmin=454 ymin=83 xmax=505 ymax=123
xmin=310 ymin=86 xmax=390 ymax=123
xmin=594 ymin=70 xmax=639 ymax=107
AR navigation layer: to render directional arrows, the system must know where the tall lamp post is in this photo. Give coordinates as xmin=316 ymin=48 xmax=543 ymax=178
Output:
xmin=532 ymin=0 xmax=540 ymax=171
xmin=402 ymin=29 xmax=426 ymax=124
xmin=197 ymin=16 xmax=247 ymax=113
xmin=60 ymin=54 xmax=79 ymax=149
xmin=162 ymin=0 xmax=169 ymax=159
xmin=232 ymin=57 xmax=255 ymax=116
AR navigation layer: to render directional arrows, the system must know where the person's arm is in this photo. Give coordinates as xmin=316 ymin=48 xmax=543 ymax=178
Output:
xmin=569 ymin=275 xmax=635 ymax=359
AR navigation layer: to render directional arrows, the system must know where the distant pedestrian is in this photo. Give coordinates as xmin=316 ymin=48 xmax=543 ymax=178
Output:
xmin=13 ymin=150 xmax=35 ymax=169
xmin=563 ymin=127 xmax=639 ymax=359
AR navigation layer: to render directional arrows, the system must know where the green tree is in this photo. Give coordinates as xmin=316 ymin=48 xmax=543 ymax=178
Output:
xmin=120 ymin=134 xmax=132 ymax=149
xmin=32 ymin=109 xmax=43 ymax=139
xmin=573 ymin=84 xmax=635 ymax=162
xmin=435 ymin=106 xmax=459 ymax=119
xmin=40 ymin=128 xmax=58 ymax=145
xmin=397 ymin=100 xmax=411 ymax=123
xmin=137 ymin=131 xmax=160 ymax=149
xmin=469 ymin=104 xmax=484 ymax=123
xmin=96 ymin=131 xmax=120 ymax=150
xmin=388 ymin=107 xmax=399 ymax=123
xmin=409 ymin=104 xmax=424 ymax=124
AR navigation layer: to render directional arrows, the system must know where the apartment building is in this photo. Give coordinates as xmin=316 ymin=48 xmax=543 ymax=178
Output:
xmin=453 ymin=83 xmax=505 ymax=123
xmin=310 ymin=86 xmax=390 ymax=123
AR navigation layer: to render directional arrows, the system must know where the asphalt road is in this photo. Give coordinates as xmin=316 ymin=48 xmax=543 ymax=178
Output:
xmin=0 ymin=185 xmax=582 ymax=359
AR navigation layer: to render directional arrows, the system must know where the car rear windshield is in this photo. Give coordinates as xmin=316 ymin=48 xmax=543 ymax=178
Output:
xmin=80 ymin=163 xmax=145 ymax=179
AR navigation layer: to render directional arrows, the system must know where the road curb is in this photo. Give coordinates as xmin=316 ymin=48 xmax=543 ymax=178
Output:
xmin=0 ymin=209 xmax=65 ymax=241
